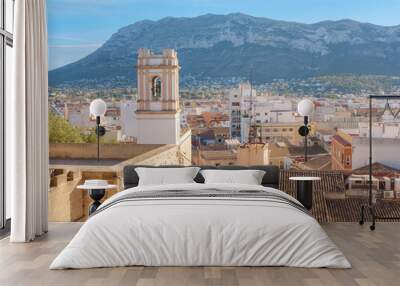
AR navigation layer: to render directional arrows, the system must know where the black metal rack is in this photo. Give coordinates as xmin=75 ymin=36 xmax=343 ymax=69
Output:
xmin=359 ymin=95 xmax=400 ymax=230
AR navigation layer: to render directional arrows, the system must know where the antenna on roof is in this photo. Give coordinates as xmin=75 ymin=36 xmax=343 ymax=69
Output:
xmin=248 ymin=65 xmax=260 ymax=143
xmin=250 ymin=66 xmax=254 ymax=124
xmin=382 ymin=98 xmax=396 ymax=119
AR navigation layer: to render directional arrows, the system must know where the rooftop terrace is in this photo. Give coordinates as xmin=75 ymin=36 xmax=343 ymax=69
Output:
xmin=281 ymin=170 xmax=400 ymax=223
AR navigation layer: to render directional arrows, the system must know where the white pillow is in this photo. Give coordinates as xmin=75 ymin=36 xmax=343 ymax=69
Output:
xmin=200 ymin=169 xmax=266 ymax=185
xmin=135 ymin=167 xmax=200 ymax=186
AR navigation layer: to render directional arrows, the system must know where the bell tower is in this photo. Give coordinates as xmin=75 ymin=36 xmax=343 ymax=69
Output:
xmin=136 ymin=49 xmax=181 ymax=144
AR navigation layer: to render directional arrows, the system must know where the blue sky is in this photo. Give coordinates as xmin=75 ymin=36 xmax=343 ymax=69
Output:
xmin=47 ymin=0 xmax=400 ymax=70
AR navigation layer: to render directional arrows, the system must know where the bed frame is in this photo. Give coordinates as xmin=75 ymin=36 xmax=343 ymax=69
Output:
xmin=123 ymin=165 xmax=280 ymax=190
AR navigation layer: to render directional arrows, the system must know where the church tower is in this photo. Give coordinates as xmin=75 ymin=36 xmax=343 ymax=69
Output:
xmin=136 ymin=49 xmax=181 ymax=144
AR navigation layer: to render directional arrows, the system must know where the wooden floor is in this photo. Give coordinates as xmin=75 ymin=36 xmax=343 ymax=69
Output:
xmin=0 ymin=223 xmax=399 ymax=286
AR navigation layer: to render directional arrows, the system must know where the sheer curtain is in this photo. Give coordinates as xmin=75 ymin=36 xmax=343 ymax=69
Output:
xmin=7 ymin=0 xmax=49 ymax=242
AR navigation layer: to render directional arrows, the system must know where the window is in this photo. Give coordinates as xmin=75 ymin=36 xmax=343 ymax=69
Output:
xmin=1 ymin=0 xmax=14 ymax=230
xmin=346 ymin=155 xmax=351 ymax=166
xmin=152 ymin=76 xmax=161 ymax=99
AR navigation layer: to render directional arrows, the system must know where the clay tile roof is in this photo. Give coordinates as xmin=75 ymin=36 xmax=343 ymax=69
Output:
xmin=332 ymin=135 xmax=351 ymax=147
xmin=352 ymin=162 xmax=400 ymax=177
xmin=212 ymin=127 xmax=230 ymax=134
xmin=301 ymin=154 xmax=332 ymax=171
xmin=326 ymin=198 xmax=400 ymax=222
xmin=287 ymin=145 xmax=328 ymax=156
xmin=280 ymin=170 xmax=400 ymax=223
xmin=280 ymin=170 xmax=346 ymax=223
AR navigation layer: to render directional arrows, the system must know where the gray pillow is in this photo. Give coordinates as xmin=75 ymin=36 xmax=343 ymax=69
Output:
xmin=135 ymin=167 xmax=201 ymax=186
xmin=200 ymin=169 xmax=266 ymax=185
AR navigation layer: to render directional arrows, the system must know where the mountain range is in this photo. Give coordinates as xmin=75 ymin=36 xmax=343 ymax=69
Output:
xmin=49 ymin=13 xmax=400 ymax=88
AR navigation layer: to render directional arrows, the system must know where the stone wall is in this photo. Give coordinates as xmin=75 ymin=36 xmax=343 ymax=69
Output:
xmin=178 ymin=129 xmax=192 ymax=166
xmin=49 ymin=169 xmax=121 ymax=222
xmin=50 ymin=143 xmax=163 ymax=160
xmin=80 ymin=171 xmax=120 ymax=220
xmin=48 ymin=170 xmax=84 ymax=222
xmin=116 ymin=130 xmax=192 ymax=167
xmin=48 ymin=130 xmax=192 ymax=222
xmin=236 ymin=144 xmax=269 ymax=166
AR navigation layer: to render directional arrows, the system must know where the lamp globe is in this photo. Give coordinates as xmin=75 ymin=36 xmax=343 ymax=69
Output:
xmin=297 ymin=99 xmax=315 ymax=117
xmin=90 ymin=99 xmax=107 ymax=117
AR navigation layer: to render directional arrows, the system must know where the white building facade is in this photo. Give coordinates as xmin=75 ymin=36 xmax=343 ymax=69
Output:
xmin=229 ymin=82 xmax=296 ymax=143
xmin=120 ymin=100 xmax=137 ymax=141
xmin=339 ymin=119 xmax=400 ymax=170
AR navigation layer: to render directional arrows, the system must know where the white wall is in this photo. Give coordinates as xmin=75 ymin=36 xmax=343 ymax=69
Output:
xmin=136 ymin=113 xmax=180 ymax=144
xmin=314 ymin=105 xmax=335 ymax=121
xmin=352 ymin=137 xmax=400 ymax=169
xmin=67 ymin=105 xmax=92 ymax=128
xmin=240 ymin=117 xmax=251 ymax=143
xmin=229 ymin=83 xmax=294 ymax=140
xmin=120 ymin=101 xmax=137 ymax=139
xmin=267 ymin=110 xmax=296 ymax=123
xmin=253 ymin=100 xmax=293 ymax=124
xmin=359 ymin=122 xmax=400 ymax=138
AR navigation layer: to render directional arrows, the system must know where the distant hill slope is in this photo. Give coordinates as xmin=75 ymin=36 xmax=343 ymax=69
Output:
xmin=49 ymin=13 xmax=400 ymax=88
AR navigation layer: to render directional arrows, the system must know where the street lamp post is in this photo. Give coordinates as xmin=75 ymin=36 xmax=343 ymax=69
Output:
xmin=297 ymin=99 xmax=315 ymax=162
xmin=90 ymin=99 xmax=107 ymax=162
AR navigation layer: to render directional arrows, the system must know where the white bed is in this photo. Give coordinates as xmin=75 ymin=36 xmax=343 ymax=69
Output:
xmin=50 ymin=183 xmax=351 ymax=269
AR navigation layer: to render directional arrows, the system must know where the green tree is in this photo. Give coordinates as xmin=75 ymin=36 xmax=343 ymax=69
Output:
xmin=48 ymin=111 xmax=84 ymax=143
xmin=81 ymin=131 xmax=97 ymax=143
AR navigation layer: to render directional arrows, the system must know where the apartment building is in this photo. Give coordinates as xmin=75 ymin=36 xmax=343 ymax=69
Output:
xmin=241 ymin=122 xmax=306 ymax=146
xmin=332 ymin=122 xmax=400 ymax=171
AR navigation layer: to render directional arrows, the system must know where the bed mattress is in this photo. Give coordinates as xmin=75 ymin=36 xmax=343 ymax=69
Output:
xmin=50 ymin=183 xmax=351 ymax=269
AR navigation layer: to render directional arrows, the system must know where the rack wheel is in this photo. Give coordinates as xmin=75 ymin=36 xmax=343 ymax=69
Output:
xmin=359 ymin=220 xmax=364 ymax=225
xmin=370 ymin=225 xmax=375 ymax=231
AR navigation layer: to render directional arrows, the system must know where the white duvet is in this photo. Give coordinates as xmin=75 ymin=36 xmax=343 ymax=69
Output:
xmin=50 ymin=183 xmax=351 ymax=269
